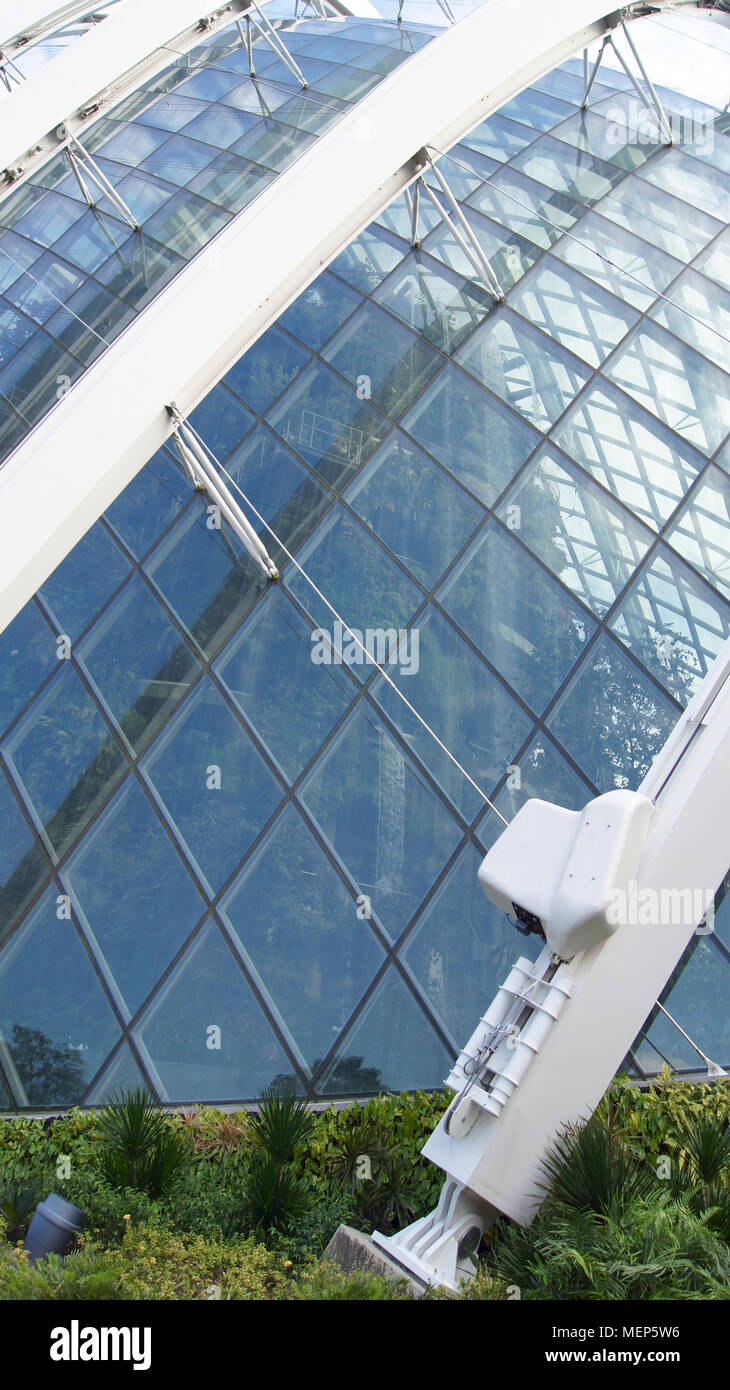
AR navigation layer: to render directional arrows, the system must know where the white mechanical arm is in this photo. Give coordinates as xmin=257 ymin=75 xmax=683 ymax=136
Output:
xmin=373 ymin=638 xmax=730 ymax=1291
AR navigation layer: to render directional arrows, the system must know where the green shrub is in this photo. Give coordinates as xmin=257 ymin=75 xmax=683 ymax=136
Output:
xmin=0 ymin=1179 xmax=42 ymax=1241
xmin=0 ymin=1222 xmax=297 ymax=1301
xmin=291 ymin=1260 xmax=412 ymax=1301
xmin=97 ymin=1089 xmax=185 ymax=1197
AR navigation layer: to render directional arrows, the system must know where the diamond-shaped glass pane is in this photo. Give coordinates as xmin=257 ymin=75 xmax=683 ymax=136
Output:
xmin=221 ymin=802 xmax=385 ymax=1071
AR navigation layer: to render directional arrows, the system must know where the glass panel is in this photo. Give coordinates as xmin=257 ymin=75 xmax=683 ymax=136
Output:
xmin=97 ymin=122 xmax=170 ymax=166
xmin=610 ymin=545 xmax=730 ymax=707
xmin=224 ymin=421 xmax=333 ymax=562
xmin=300 ymin=702 xmax=462 ymax=937
xmin=500 ymin=87 xmax=576 ymax=132
xmin=422 ymin=207 xmax=540 ymax=293
xmin=551 ymin=210 xmax=681 ymax=310
xmin=220 ymin=78 xmax=292 ymax=116
xmin=484 ymin=728 xmax=595 ymax=846
xmin=323 ymin=300 xmax=442 ymax=420
xmin=666 ymin=466 xmax=730 ymax=601
xmin=553 ymin=110 xmax=652 ymax=172
xmin=498 ymin=445 xmax=652 ymax=615
xmin=180 ymin=104 xmax=258 ymax=149
xmin=85 ymin=1042 xmax=150 ymax=1105
xmin=377 ymin=190 xmax=441 ymax=243
xmin=554 ymin=382 xmax=703 ymax=532
xmin=266 ymin=359 xmax=388 ymax=490
xmin=63 ymin=777 xmax=206 ymax=1015
xmin=319 ymin=967 xmax=453 ymax=1095
xmin=605 ymin=322 xmax=730 ymax=457
xmin=547 ymin=632 xmax=679 ymax=790
xmin=284 ymin=505 xmax=422 ymax=670
xmin=142 ymin=190 xmax=229 ymax=259
xmin=598 ymin=172 xmax=721 ymax=261
xmin=695 ymin=226 xmax=730 ymax=294
xmin=14 ymin=191 xmax=85 ymax=248
xmin=187 ymin=382 xmax=255 ymax=463
xmin=403 ymin=841 xmax=540 ymax=1047
xmin=0 ymin=601 xmax=54 ymax=736
xmin=231 ymin=119 xmax=316 ymax=174
xmin=78 ymin=573 xmax=200 ymax=754
xmin=637 ymin=148 xmax=728 ymax=222
xmin=148 ymin=501 xmax=270 ymax=659
xmin=105 ymin=445 xmax=188 ymax=559
xmin=223 ymin=325 xmax=310 ymax=415
xmin=329 ymin=224 xmax=408 ymax=294
xmin=221 ymin=802 xmax=384 ymax=1072
xmin=278 ymin=270 xmax=362 ymax=351
xmin=401 ymin=362 xmax=540 ymax=507
xmin=467 ymin=167 xmax=580 ymax=250
xmin=50 ymin=209 xmax=132 ymax=274
xmin=39 ymin=521 xmax=130 ymax=641
xmin=437 ymin=519 xmax=595 ymax=714
xmin=95 ymin=234 xmax=184 ymax=309
xmin=0 ymin=767 xmax=48 ymax=943
xmin=455 ymin=307 xmax=590 ymax=430
xmin=275 ymin=93 xmax=347 ymax=138
xmin=641 ymin=938 xmax=730 ymax=1072
xmin=0 ymin=886 xmax=120 ymax=1107
xmin=187 ymin=153 xmax=273 ymax=214
xmin=512 ymin=133 xmax=623 ymax=205
xmin=373 ymin=251 xmax=492 ymax=353
xmin=214 ymin=587 xmax=354 ymax=782
xmin=141 ymin=677 xmax=284 ymax=895
xmin=136 ymin=92 xmax=209 ymax=133
xmin=461 ymin=113 xmax=535 ymax=164
xmin=134 ymin=919 xmax=292 ymax=1102
xmin=649 ymin=268 xmax=730 ymax=376
xmin=509 ymin=257 xmax=639 ymax=367
xmin=345 ymin=429 xmax=483 ymax=589
xmin=372 ymin=605 xmax=532 ymax=822
xmin=0 ymin=327 xmax=85 ymax=428
xmin=2 ymin=665 xmax=125 ymax=860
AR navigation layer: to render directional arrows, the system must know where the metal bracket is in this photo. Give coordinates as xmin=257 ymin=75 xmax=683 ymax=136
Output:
xmin=64 ymin=129 xmax=140 ymax=229
xmin=168 ymin=405 xmax=279 ymax=580
xmin=581 ymin=20 xmax=673 ymax=143
xmin=406 ymin=152 xmax=505 ymax=302
xmin=238 ymin=3 xmax=308 ymax=88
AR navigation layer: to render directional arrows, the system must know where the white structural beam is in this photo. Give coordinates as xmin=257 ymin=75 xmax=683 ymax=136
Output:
xmin=0 ymin=0 xmax=706 ymax=633
xmin=418 ymin=635 xmax=730 ymax=1228
xmin=0 ymin=0 xmax=367 ymax=185
xmin=0 ymin=0 xmax=99 ymax=51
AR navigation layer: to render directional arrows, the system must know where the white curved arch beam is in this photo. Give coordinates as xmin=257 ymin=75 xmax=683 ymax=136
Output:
xmin=0 ymin=0 xmax=104 ymax=52
xmin=0 ymin=0 xmax=366 ymax=187
xmin=0 ymin=0 xmax=706 ymax=633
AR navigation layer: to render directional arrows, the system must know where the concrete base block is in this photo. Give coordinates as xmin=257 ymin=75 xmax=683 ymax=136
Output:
xmin=322 ymin=1224 xmax=427 ymax=1297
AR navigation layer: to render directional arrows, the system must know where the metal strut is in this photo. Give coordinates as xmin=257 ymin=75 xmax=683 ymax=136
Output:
xmin=168 ymin=406 xmax=279 ymax=581
xmin=65 ymin=130 xmax=140 ymax=229
xmin=239 ymin=2 xmax=308 ymax=89
xmin=581 ymin=21 xmax=673 ymax=144
xmin=406 ymin=155 xmax=505 ymax=303
xmin=0 ymin=50 xmax=24 ymax=93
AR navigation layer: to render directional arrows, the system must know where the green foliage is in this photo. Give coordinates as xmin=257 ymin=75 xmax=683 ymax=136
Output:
xmin=490 ymin=1103 xmax=730 ymax=1300
xmin=251 ymin=1086 xmax=316 ymax=1166
xmin=97 ymin=1088 xmax=185 ymax=1197
xmin=0 ymin=1179 xmax=42 ymax=1241
xmin=241 ymin=1156 xmax=314 ymax=1235
xmin=291 ymin=1260 xmax=412 ymax=1301
xmin=538 ymin=1113 xmax=655 ymax=1218
xmin=609 ymin=1072 xmax=730 ymax=1172
xmin=495 ymin=1195 xmax=730 ymax=1300
xmin=0 ymin=1222 xmax=297 ymax=1301
xmin=295 ymin=1090 xmax=451 ymax=1228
